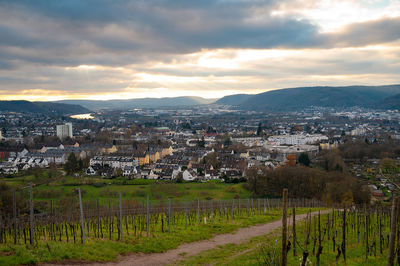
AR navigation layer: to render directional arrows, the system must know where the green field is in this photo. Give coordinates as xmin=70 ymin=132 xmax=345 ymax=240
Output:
xmin=2 ymin=171 xmax=252 ymax=204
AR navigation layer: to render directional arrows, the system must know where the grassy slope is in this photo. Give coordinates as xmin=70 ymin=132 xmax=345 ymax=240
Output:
xmin=2 ymin=173 xmax=251 ymax=204
xmin=175 ymin=212 xmax=388 ymax=266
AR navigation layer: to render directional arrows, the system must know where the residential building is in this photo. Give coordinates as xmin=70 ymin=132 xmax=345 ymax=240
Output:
xmin=56 ymin=123 xmax=73 ymax=140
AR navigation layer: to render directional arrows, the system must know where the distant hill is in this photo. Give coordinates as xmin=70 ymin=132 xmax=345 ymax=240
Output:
xmin=56 ymin=96 xmax=217 ymax=110
xmin=218 ymin=85 xmax=400 ymax=111
xmin=4 ymin=84 xmax=399 ymax=114
xmin=215 ymin=94 xmax=253 ymax=105
xmin=375 ymin=93 xmax=400 ymax=110
xmin=0 ymin=101 xmax=90 ymax=115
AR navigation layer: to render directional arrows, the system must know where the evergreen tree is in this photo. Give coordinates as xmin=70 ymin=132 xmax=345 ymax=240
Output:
xmin=256 ymin=123 xmax=262 ymax=136
xmin=64 ymin=153 xmax=78 ymax=174
xmin=198 ymin=136 xmax=205 ymax=148
xmin=224 ymin=137 xmax=232 ymax=146
xmin=298 ymin=152 xmax=310 ymax=167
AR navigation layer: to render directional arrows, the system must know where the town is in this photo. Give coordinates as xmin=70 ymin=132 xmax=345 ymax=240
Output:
xmin=1 ymin=104 xmax=399 ymax=202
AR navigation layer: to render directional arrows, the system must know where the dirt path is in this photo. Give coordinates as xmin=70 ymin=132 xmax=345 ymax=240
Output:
xmin=45 ymin=211 xmax=321 ymax=266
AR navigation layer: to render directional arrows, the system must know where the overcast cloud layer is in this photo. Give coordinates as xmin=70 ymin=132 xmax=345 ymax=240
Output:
xmin=0 ymin=0 xmax=400 ymax=100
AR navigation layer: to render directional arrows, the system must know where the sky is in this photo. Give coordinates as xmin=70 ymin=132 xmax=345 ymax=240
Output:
xmin=0 ymin=0 xmax=400 ymax=101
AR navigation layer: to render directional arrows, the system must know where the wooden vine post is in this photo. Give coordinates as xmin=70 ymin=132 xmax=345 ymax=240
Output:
xmin=238 ymin=198 xmax=241 ymax=218
xmin=96 ymin=198 xmax=100 ymax=238
xmin=388 ymin=196 xmax=398 ymax=266
xmin=119 ymin=192 xmax=123 ymax=241
xmin=108 ymin=200 xmax=111 ymax=240
xmin=13 ymin=189 xmax=17 ymax=245
xmin=293 ymin=207 xmax=296 ymax=256
xmin=316 ymin=210 xmax=323 ymax=265
xmin=50 ymin=200 xmax=54 ymax=241
xmin=0 ymin=210 xmax=2 ymax=243
xmin=29 ymin=183 xmax=34 ymax=246
xmin=342 ymin=207 xmax=346 ymax=263
xmin=281 ymin=188 xmax=288 ymax=266
xmin=301 ymin=211 xmax=311 ymax=266
xmin=168 ymin=198 xmax=171 ymax=233
xmin=146 ymin=195 xmax=149 ymax=237
xmin=185 ymin=202 xmax=187 ymax=230
xmin=78 ymin=188 xmax=85 ymax=244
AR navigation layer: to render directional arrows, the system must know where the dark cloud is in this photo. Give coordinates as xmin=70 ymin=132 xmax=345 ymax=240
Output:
xmin=0 ymin=25 xmax=40 ymax=47
xmin=0 ymin=0 xmax=322 ymax=68
xmin=2 ymin=0 xmax=398 ymax=70
xmin=0 ymin=1 xmax=398 ymax=66
xmin=0 ymin=0 xmax=399 ymax=97
xmin=323 ymin=17 xmax=400 ymax=47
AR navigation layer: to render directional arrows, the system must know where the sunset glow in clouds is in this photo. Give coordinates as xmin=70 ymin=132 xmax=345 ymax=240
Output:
xmin=0 ymin=0 xmax=400 ymax=100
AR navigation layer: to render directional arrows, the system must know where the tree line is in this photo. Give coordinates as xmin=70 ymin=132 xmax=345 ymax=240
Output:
xmin=339 ymin=138 xmax=400 ymax=160
xmin=245 ymin=165 xmax=370 ymax=205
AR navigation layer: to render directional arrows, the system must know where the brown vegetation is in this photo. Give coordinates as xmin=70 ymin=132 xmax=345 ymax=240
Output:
xmin=245 ymin=165 xmax=370 ymax=205
xmin=339 ymin=139 xmax=400 ymax=160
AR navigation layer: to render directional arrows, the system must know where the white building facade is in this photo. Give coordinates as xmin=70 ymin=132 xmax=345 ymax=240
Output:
xmin=56 ymin=123 xmax=73 ymax=140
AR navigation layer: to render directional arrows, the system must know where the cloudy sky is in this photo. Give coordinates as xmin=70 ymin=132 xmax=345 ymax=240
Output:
xmin=1 ymin=0 xmax=400 ymax=101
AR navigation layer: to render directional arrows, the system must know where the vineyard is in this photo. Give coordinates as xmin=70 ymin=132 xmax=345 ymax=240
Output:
xmin=0 ymin=185 xmax=325 ymax=246
xmin=262 ymin=190 xmax=399 ymax=265
xmin=177 ymin=191 xmax=399 ymax=266
xmin=276 ymin=206 xmax=395 ymax=265
xmin=2 ymin=185 xmax=399 ymax=265
xmin=0 ymin=184 xmax=326 ymax=265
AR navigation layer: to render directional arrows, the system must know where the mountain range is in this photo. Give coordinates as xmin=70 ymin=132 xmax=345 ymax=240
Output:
xmin=375 ymin=93 xmax=400 ymax=110
xmin=216 ymin=84 xmax=400 ymax=111
xmin=0 ymin=101 xmax=89 ymax=115
xmin=1 ymin=85 xmax=400 ymax=114
xmin=55 ymin=96 xmax=216 ymax=110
